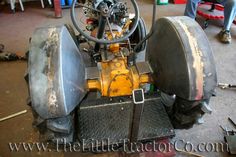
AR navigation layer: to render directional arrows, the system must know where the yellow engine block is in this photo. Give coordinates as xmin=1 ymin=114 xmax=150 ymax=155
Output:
xmin=87 ymin=57 xmax=151 ymax=97
xmin=87 ymin=19 xmax=151 ymax=97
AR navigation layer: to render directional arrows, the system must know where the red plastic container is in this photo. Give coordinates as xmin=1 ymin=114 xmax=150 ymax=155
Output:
xmin=173 ymin=0 xmax=186 ymax=4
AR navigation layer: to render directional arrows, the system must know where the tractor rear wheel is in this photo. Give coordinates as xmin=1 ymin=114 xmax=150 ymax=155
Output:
xmin=32 ymin=109 xmax=75 ymax=144
xmin=26 ymin=24 xmax=86 ymax=143
xmin=25 ymin=72 xmax=75 ymax=144
xmin=160 ymin=92 xmax=211 ymax=129
xmin=147 ymin=16 xmax=217 ymax=129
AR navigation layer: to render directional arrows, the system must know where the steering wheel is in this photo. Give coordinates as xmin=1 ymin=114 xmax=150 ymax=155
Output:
xmin=70 ymin=0 xmax=140 ymax=44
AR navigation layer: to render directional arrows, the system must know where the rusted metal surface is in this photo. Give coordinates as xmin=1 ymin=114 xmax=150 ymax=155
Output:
xmin=28 ymin=25 xmax=86 ymax=119
xmin=53 ymin=0 xmax=62 ymax=18
xmin=146 ymin=16 xmax=217 ymax=101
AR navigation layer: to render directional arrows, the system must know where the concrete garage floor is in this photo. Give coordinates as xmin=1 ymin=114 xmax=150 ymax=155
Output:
xmin=0 ymin=0 xmax=236 ymax=157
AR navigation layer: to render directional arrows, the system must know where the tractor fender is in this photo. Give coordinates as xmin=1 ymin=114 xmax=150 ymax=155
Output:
xmin=28 ymin=25 xmax=86 ymax=119
xmin=147 ymin=16 xmax=217 ymax=101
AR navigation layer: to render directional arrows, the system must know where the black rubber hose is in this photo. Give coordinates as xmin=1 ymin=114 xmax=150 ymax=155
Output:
xmin=134 ymin=0 xmax=156 ymax=53
xmin=70 ymin=0 xmax=140 ymax=44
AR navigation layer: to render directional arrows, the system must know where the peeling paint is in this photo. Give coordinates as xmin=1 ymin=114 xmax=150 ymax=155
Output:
xmin=176 ymin=19 xmax=204 ymax=100
xmin=43 ymin=27 xmax=60 ymax=114
xmin=48 ymin=90 xmax=58 ymax=107
xmin=48 ymin=90 xmax=59 ymax=114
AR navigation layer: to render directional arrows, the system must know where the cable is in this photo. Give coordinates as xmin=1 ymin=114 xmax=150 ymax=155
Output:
xmin=134 ymin=0 xmax=156 ymax=53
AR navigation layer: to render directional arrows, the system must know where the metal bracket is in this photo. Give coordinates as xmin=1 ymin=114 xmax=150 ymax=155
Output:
xmin=85 ymin=67 xmax=100 ymax=80
xmin=129 ymin=89 xmax=145 ymax=146
xmin=135 ymin=62 xmax=152 ymax=75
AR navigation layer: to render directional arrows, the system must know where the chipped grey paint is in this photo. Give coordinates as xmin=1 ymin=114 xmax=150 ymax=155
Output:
xmin=147 ymin=16 xmax=217 ymax=101
xmin=28 ymin=25 xmax=86 ymax=119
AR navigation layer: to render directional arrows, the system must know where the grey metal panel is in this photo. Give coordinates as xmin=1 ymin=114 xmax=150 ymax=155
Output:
xmin=139 ymin=98 xmax=175 ymax=140
xmin=28 ymin=25 xmax=86 ymax=119
xmin=78 ymin=95 xmax=175 ymax=148
xmin=60 ymin=27 xmax=86 ymax=115
xmin=147 ymin=16 xmax=217 ymax=101
xmin=46 ymin=115 xmax=73 ymax=134
xmin=135 ymin=62 xmax=152 ymax=75
xmin=85 ymin=67 xmax=100 ymax=80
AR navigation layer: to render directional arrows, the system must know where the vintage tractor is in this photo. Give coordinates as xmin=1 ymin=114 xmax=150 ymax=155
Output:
xmin=26 ymin=0 xmax=217 ymax=147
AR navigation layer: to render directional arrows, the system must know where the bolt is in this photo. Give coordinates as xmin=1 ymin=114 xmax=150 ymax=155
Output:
xmin=196 ymin=117 xmax=205 ymax=124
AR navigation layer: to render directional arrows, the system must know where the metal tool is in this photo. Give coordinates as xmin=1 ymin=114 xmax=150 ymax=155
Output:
xmin=218 ymin=83 xmax=236 ymax=89
xmin=228 ymin=117 xmax=236 ymax=128
xmin=220 ymin=125 xmax=228 ymax=132
xmin=220 ymin=118 xmax=236 ymax=154
xmin=178 ymin=149 xmax=204 ymax=157
xmin=0 ymin=110 xmax=27 ymax=122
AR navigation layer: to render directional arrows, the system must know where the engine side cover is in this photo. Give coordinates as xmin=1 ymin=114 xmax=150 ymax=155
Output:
xmin=28 ymin=25 xmax=86 ymax=119
xmin=147 ymin=16 xmax=217 ymax=101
